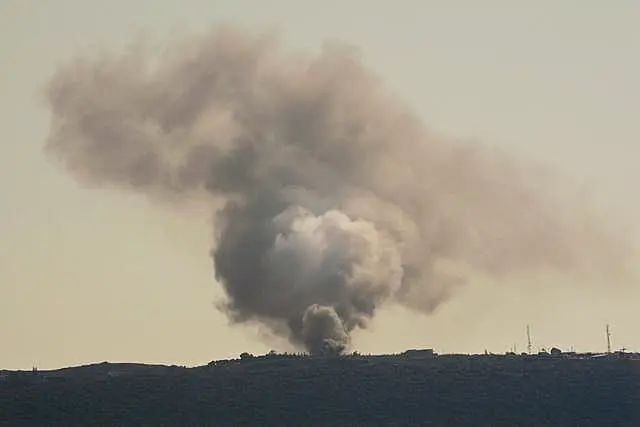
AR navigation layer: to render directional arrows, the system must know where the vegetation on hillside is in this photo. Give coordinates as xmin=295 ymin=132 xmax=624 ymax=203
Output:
xmin=1 ymin=352 xmax=638 ymax=426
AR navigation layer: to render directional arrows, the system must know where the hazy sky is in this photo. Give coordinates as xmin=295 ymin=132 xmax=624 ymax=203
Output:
xmin=1 ymin=0 xmax=638 ymax=369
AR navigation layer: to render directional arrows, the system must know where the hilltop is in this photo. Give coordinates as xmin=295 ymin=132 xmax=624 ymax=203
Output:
xmin=1 ymin=350 xmax=639 ymax=426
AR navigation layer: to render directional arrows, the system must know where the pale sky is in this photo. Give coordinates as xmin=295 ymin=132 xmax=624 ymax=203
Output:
xmin=1 ymin=0 xmax=639 ymax=370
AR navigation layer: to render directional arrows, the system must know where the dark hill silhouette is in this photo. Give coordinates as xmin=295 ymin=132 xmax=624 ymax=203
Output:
xmin=1 ymin=352 xmax=639 ymax=426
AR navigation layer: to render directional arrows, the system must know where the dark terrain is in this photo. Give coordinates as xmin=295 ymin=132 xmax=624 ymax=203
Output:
xmin=1 ymin=351 xmax=639 ymax=426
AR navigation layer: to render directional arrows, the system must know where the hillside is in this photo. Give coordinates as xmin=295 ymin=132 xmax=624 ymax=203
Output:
xmin=1 ymin=352 xmax=639 ymax=426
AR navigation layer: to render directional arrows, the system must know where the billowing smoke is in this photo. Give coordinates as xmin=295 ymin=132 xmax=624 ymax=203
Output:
xmin=43 ymin=26 xmax=631 ymax=355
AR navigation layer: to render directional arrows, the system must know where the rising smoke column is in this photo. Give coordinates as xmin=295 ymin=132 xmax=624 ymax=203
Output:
xmin=43 ymin=26 xmax=631 ymax=354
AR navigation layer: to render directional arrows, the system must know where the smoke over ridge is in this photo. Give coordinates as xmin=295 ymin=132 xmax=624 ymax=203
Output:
xmin=43 ymin=26 xmax=631 ymax=354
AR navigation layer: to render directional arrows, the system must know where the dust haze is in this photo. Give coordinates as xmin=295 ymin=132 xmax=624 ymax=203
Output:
xmin=43 ymin=26 xmax=632 ymax=355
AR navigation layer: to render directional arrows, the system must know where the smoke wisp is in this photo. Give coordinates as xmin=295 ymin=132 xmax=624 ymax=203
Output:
xmin=43 ymin=26 xmax=631 ymax=354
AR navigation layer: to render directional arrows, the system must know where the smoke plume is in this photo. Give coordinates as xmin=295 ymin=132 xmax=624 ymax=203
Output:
xmin=43 ymin=26 xmax=631 ymax=355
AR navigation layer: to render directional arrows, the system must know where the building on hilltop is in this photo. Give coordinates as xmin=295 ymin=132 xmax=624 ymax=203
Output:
xmin=402 ymin=349 xmax=436 ymax=358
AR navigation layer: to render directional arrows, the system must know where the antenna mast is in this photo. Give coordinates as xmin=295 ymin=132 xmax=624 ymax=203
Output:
xmin=606 ymin=324 xmax=612 ymax=354
xmin=526 ymin=324 xmax=532 ymax=355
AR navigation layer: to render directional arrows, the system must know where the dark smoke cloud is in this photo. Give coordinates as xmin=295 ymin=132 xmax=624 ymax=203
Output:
xmin=43 ymin=26 xmax=632 ymax=354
